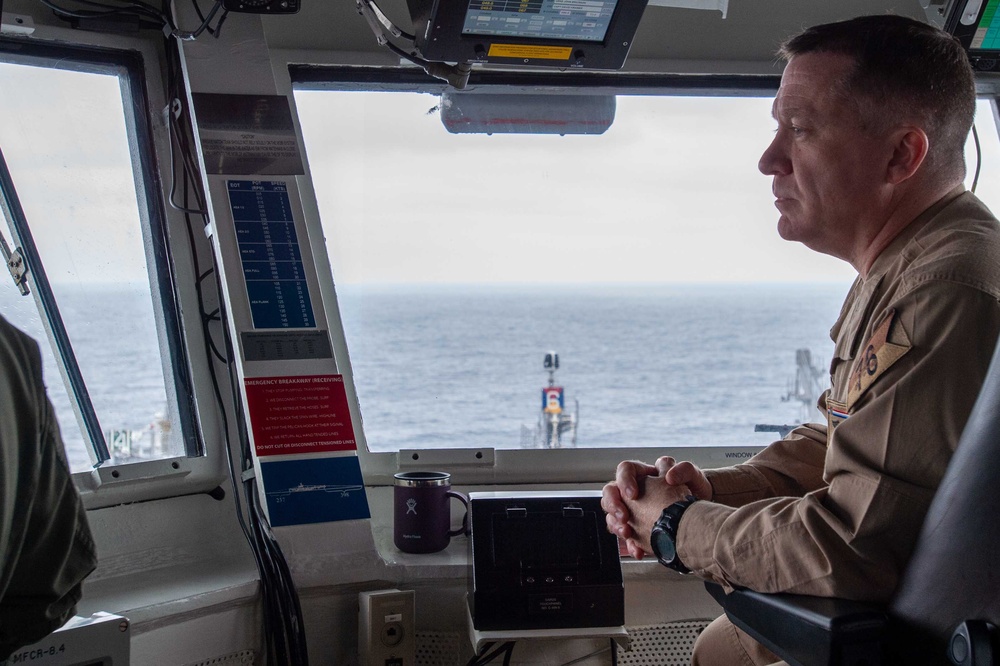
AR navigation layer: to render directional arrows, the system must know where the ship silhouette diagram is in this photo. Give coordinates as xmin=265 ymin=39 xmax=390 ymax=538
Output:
xmin=266 ymin=482 xmax=364 ymax=500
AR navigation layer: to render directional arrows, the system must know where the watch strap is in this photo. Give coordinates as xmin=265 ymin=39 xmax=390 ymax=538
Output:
xmin=655 ymin=495 xmax=697 ymax=573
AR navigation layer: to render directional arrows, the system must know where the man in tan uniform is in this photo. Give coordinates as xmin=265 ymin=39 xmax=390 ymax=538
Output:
xmin=602 ymin=14 xmax=1000 ymax=666
xmin=0 ymin=314 xmax=97 ymax=659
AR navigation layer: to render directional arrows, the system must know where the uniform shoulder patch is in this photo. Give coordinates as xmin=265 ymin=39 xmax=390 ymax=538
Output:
xmin=847 ymin=308 xmax=911 ymax=409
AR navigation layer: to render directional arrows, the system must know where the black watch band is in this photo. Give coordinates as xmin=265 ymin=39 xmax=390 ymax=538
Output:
xmin=651 ymin=495 xmax=697 ymax=573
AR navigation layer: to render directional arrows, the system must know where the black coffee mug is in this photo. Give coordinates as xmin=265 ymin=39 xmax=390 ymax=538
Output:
xmin=393 ymin=471 xmax=469 ymax=554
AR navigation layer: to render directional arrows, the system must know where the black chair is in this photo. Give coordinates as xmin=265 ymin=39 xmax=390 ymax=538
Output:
xmin=705 ymin=337 xmax=1000 ymax=666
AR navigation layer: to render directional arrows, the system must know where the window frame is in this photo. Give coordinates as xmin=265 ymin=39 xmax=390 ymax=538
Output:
xmin=0 ymin=34 xmax=226 ymax=506
xmin=286 ymin=65 xmax=789 ymax=485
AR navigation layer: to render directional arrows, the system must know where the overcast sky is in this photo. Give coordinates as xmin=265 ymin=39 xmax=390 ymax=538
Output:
xmin=0 ymin=63 xmax=151 ymax=288
xmin=1 ymin=62 xmax=999 ymax=287
xmin=295 ymin=91 xmax=1000 ymax=286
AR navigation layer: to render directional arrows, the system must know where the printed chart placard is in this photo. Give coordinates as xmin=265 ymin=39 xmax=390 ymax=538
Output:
xmin=261 ymin=456 xmax=370 ymax=526
xmin=193 ymin=93 xmax=304 ymax=176
xmin=228 ymin=180 xmax=316 ymax=329
xmin=245 ymin=375 xmax=357 ymax=456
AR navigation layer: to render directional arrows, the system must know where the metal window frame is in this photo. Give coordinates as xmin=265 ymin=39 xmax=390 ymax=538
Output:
xmin=0 ymin=37 xmax=205 ymax=482
xmin=285 ymin=65 xmax=780 ymax=484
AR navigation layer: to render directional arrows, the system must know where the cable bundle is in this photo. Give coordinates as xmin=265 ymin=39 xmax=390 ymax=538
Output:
xmin=163 ymin=24 xmax=310 ymax=665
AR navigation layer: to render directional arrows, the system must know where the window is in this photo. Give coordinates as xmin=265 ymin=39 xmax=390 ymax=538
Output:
xmin=0 ymin=41 xmax=198 ymax=474
xmin=293 ymin=73 xmax=1000 ymax=460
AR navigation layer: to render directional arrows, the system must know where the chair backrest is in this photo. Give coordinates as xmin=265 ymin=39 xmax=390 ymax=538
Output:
xmin=889 ymin=335 xmax=1000 ymax=658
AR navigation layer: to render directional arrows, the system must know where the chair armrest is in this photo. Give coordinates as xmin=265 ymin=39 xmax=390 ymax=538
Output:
xmin=704 ymin=582 xmax=888 ymax=666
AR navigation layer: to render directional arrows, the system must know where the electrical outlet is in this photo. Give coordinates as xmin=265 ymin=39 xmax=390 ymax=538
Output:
xmin=359 ymin=589 xmax=415 ymax=666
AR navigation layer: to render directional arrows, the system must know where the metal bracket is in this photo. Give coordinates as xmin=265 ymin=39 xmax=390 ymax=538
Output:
xmin=356 ymin=0 xmax=390 ymax=47
xmin=6 ymin=247 xmax=28 ymax=295
xmin=0 ymin=13 xmax=36 ymax=36
xmin=398 ymin=447 xmax=496 ymax=468
xmin=646 ymin=0 xmax=728 ymax=18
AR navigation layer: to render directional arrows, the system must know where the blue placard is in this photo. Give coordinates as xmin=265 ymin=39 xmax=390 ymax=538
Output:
xmin=260 ymin=455 xmax=370 ymax=526
xmin=228 ymin=180 xmax=315 ymax=329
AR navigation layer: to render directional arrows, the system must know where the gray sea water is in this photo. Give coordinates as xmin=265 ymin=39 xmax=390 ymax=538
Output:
xmin=0 ymin=281 xmax=851 ymax=468
xmin=337 ymin=282 xmax=850 ymax=452
xmin=0 ymin=284 xmax=170 ymax=472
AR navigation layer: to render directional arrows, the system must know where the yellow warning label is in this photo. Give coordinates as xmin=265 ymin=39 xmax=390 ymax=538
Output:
xmin=488 ymin=43 xmax=573 ymax=61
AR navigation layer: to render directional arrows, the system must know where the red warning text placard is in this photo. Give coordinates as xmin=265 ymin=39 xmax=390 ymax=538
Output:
xmin=244 ymin=374 xmax=357 ymax=456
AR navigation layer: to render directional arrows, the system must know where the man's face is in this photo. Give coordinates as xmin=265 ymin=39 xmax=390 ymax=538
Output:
xmin=758 ymin=52 xmax=892 ymax=263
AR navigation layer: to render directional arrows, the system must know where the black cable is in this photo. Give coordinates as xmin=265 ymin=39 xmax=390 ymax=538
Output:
xmin=40 ymin=0 xmax=135 ymax=18
xmin=467 ymin=641 xmax=516 ymax=666
xmin=381 ymin=37 xmax=472 ymax=88
xmin=160 ymin=0 xmax=174 ymax=28
xmin=361 ymin=0 xmax=415 ymax=41
xmin=163 ymin=13 xmax=210 ymax=214
xmin=972 ymin=123 xmax=983 ymax=194
xmin=191 ymin=0 xmax=227 ymax=37
xmin=172 ymin=0 xmax=222 ymax=39
xmin=165 ymin=26 xmax=228 ymax=363
xmin=40 ymin=0 xmax=225 ymax=38
xmin=164 ymin=25 xmax=310 ymax=664
xmin=466 ymin=642 xmax=492 ymax=666
xmin=382 ymin=39 xmax=432 ymax=68
xmin=191 ymin=0 xmax=208 ymax=21
xmin=166 ymin=106 xmax=209 ymax=214
xmin=166 ymin=33 xmax=285 ymax=664
xmin=39 ymin=0 xmax=166 ymax=23
xmin=212 ymin=9 xmax=228 ymax=38
xmin=175 ymin=115 xmax=271 ymax=666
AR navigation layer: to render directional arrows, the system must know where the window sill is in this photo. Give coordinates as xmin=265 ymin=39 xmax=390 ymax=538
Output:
xmin=77 ymin=561 xmax=259 ymax=633
xmin=365 ymin=486 xmax=682 ymax=582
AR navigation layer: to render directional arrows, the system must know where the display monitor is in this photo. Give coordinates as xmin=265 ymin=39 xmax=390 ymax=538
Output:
xmin=406 ymin=0 xmax=648 ymax=69
xmin=462 ymin=0 xmax=620 ymax=43
xmin=947 ymin=0 xmax=1000 ymax=72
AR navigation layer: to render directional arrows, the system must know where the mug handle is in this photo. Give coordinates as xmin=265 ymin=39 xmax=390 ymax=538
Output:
xmin=446 ymin=490 xmax=470 ymax=537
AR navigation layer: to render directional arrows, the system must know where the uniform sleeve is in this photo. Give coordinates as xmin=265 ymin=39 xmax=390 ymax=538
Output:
xmin=677 ymin=283 xmax=1000 ymax=602
xmin=0 ymin=325 xmax=97 ymax=660
xmin=704 ymin=423 xmax=828 ymax=508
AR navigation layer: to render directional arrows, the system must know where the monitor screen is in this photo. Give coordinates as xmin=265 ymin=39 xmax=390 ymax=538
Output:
xmin=969 ymin=0 xmax=1000 ymax=50
xmin=462 ymin=0 xmax=621 ymax=43
xmin=948 ymin=0 xmax=1000 ymax=71
xmin=491 ymin=511 xmax=602 ymax=569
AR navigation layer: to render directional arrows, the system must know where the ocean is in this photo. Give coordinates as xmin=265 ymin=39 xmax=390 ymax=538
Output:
xmin=0 ymin=281 xmax=851 ymax=468
xmin=336 ymin=282 xmax=850 ymax=452
xmin=0 ymin=283 xmax=172 ymax=472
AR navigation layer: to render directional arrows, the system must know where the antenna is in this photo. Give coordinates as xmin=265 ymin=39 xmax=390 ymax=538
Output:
xmin=543 ymin=351 xmax=559 ymax=386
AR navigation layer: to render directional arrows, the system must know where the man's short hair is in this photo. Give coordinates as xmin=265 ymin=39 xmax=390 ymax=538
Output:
xmin=780 ymin=14 xmax=976 ymax=179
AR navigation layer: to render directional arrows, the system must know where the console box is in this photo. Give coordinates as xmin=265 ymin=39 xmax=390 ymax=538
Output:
xmin=468 ymin=491 xmax=624 ymax=631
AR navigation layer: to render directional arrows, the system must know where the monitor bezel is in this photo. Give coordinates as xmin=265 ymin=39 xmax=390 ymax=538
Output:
xmin=413 ymin=0 xmax=649 ymax=69
xmin=947 ymin=0 xmax=1000 ymax=72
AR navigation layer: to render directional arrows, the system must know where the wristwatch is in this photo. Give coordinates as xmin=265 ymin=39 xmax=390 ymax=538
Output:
xmin=650 ymin=495 xmax=698 ymax=573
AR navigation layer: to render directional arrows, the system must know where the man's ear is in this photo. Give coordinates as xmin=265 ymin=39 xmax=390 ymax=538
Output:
xmin=886 ymin=126 xmax=929 ymax=185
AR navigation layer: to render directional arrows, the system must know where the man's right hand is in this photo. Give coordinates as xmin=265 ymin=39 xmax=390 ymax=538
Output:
xmin=661 ymin=457 xmax=713 ymax=501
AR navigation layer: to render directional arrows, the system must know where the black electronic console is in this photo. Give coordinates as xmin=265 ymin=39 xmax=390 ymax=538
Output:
xmin=405 ymin=0 xmax=649 ymax=70
xmin=946 ymin=0 xmax=1000 ymax=72
xmin=468 ymin=491 xmax=624 ymax=631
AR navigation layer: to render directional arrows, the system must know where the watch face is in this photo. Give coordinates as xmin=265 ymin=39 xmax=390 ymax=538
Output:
xmin=651 ymin=527 xmax=676 ymax=566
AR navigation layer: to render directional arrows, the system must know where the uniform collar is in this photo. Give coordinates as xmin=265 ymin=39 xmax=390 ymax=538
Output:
xmin=828 ymin=185 xmax=966 ymax=355
xmin=863 ymin=185 xmax=967 ymax=287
